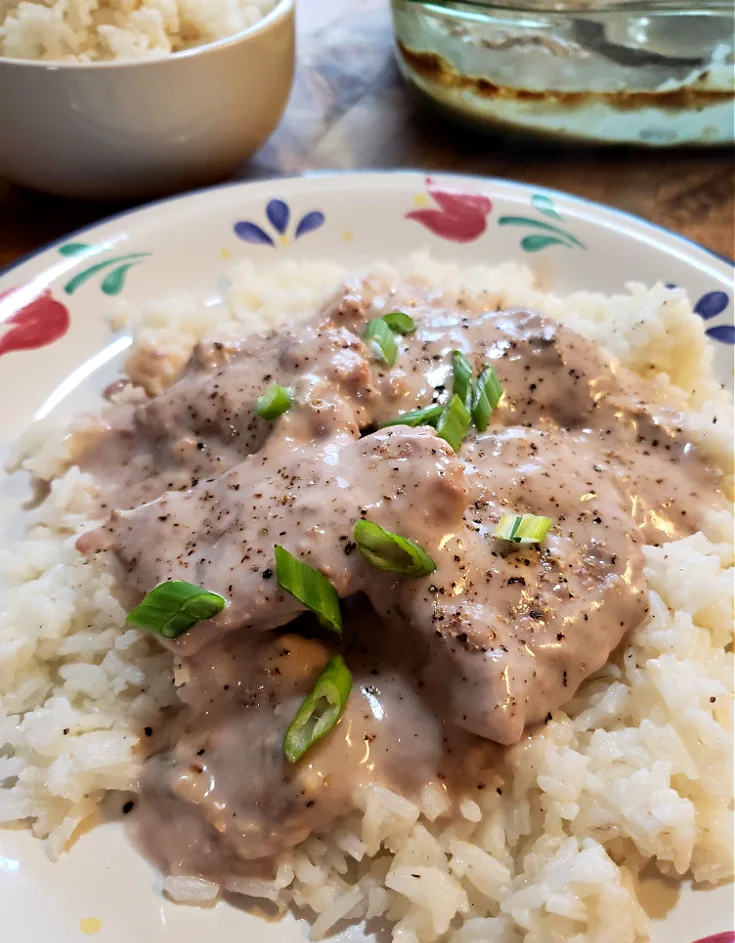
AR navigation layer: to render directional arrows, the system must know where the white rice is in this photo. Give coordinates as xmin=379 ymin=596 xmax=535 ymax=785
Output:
xmin=1 ymin=254 xmax=732 ymax=941
xmin=0 ymin=0 xmax=278 ymax=63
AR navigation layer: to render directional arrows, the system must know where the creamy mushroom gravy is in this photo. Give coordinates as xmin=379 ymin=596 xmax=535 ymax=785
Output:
xmin=77 ymin=279 xmax=725 ymax=881
xmin=133 ymin=606 xmax=493 ymax=877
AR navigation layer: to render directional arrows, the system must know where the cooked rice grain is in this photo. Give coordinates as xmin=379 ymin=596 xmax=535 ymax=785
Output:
xmin=0 ymin=0 xmax=278 ymax=63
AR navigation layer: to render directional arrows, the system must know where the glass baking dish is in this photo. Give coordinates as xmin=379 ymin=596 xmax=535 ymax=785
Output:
xmin=391 ymin=0 xmax=735 ymax=145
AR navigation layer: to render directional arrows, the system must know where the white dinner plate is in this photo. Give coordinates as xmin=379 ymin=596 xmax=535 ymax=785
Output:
xmin=0 ymin=171 xmax=732 ymax=943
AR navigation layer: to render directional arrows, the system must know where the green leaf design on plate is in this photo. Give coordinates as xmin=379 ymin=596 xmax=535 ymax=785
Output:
xmin=521 ymin=234 xmax=570 ymax=252
xmin=531 ymin=194 xmax=563 ymax=221
xmin=63 ymin=252 xmax=150 ymax=295
xmin=58 ymin=242 xmax=92 ymax=257
xmin=498 ymin=217 xmax=584 ymax=248
xmin=498 ymin=193 xmax=584 ymax=253
xmin=101 ymin=262 xmax=143 ymax=296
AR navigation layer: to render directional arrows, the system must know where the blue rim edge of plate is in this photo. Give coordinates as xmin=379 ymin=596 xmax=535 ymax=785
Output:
xmin=1 ymin=169 xmax=733 ymax=285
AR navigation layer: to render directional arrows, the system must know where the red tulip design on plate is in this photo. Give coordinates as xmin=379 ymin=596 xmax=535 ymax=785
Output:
xmin=0 ymin=286 xmax=70 ymax=358
xmin=406 ymin=177 xmax=493 ymax=243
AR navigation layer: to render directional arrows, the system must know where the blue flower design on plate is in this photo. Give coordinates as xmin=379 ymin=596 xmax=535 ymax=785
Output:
xmin=694 ymin=290 xmax=729 ymax=320
xmin=705 ymin=323 xmax=735 ymax=344
xmin=234 ymin=199 xmax=325 ymax=248
xmin=695 ymin=290 xmax=733 ymax=345
xmin=666 ymin=285 xmax=733 ymax=345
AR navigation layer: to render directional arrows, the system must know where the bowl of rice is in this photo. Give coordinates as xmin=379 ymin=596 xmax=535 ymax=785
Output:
xmin=0 ymin=0 xmax=295 ymax=199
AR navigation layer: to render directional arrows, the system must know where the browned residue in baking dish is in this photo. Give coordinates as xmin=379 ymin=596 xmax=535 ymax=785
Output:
xmin=398 ymin=42 xmax=734 ymax=112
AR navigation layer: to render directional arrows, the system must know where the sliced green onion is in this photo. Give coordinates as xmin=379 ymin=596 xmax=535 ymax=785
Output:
xmin=495 ymin=514 xmax=553 ymax=544
xmin=254 ymin=384 xmax=292 ymax=419
xmin=378 ymin=403 xmax=443 ymax=429
xmin=435 ymin=393 xmax=470 ymax=452
xmin=383 ymin=311 xmax=417 ymax=335
xmin=364 ymin=319 xmax=398 ymax=367
xmin=471 ymin=366 xmax=504 ymax=431
xmin=495 ymin=515 xmax=523 ymax=541
xmin=451 ymin=350 xmax=474 ymax=408
xmin=275 ymin=545 xmax=342 ymax=634
xmin=284 ymin=655 xmax=352 ymax=763
xmin=354 ymin=519 xmax=436 ymax=577
xmin=126 ymin=580 xmax=225 ymax=639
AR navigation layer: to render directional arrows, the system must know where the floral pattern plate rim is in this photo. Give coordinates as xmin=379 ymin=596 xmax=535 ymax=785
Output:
xmin=0 ymin=171 xmax=732 ymax=943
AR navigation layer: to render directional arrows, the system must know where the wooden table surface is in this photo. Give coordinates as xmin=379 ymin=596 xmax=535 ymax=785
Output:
xmin=1 ymin=0 xmax=733 ymax=268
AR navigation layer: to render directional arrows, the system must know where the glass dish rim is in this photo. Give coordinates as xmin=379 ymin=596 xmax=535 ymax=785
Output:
xmin=395 ymin=0 xmax=733 ymax=16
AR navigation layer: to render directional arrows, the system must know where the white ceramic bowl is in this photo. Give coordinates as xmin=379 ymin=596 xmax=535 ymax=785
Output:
xmin=0 ymin=0 xmax=294 ymax=200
